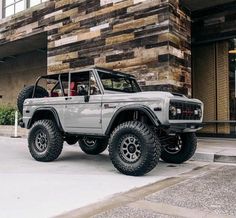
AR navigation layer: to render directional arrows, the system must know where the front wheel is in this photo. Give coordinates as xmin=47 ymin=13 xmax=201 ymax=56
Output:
xmin=109 ymin=121 xmax=161 ymax=176
xmin=161 ymin=133 xmax=197 ymax=164
xmin=79 ymin=137 xmax=108 ymax=155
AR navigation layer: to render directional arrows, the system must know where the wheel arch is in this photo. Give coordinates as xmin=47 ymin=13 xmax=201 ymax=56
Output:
xmin=27 ymin=107 xmax=64 ymax=132
xmin=105 ymin=105 xmax=161 ymax=135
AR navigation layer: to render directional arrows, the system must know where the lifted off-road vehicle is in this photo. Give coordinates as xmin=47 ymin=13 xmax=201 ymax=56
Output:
xmin=18 ymin=67 xmax=203 ymax=176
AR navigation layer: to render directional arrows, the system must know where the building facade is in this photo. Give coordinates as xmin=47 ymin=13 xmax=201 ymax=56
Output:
xmin=0 ymin=0 xmax=236 ymax=136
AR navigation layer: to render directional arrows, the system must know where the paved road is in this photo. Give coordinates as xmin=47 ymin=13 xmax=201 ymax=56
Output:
xmin=0 ymin=136 xmax=208 ymax=218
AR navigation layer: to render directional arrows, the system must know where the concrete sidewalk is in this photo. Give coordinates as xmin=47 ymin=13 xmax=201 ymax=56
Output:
xmin=193 ymin=138 xmax=236 ymax=163
xmin=57 ymin=164 xmax=236 ymax=218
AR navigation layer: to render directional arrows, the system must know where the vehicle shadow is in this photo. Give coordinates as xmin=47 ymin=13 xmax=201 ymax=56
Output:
xmin=54 ymin=145 xmax=197 ymax=177
xmin=58 ymin=151 xmax=111 ymax=164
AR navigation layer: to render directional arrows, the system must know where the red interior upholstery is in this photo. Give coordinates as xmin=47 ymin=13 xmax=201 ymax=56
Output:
xmin=70 ymin=82 xmax=77 ymax=96
xmin=51 ymin=92 xmax=59 ymax=97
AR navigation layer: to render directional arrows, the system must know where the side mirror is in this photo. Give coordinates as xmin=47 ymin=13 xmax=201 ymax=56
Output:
xmin=84 ymin=95 xmax=90 ymax=102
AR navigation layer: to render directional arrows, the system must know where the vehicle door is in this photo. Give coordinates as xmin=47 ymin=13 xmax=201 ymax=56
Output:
xmin=64 ymin=70 xmax=103 ymax=134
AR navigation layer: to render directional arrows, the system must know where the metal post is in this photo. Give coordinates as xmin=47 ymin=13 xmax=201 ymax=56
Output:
xmin=11 ymin=111 xmax=21 ymax=138
xmin=14 ymin=111 xmax=18 ymax=138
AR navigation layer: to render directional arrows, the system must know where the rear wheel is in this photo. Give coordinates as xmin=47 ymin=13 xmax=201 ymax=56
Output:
xmin=28 ymin=119 xmax=63 ymax=162
xmin=79 ymin=137 xmax=108 ymax=155
xmin=161 ymin=133 xmax=197 ymax=164
xmin=109 ymin=121 xmax=161 ymax=176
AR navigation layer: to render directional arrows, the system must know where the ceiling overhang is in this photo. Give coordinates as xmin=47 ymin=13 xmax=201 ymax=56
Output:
xmin=180 ymin=0 xmax=236 ymax=12
xmin=0 ymin=32 xmax=47 ymax=59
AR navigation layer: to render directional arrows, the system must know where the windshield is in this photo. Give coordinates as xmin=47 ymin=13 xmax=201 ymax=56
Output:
xmin=98 ymin=71 xmax=141 ymax=93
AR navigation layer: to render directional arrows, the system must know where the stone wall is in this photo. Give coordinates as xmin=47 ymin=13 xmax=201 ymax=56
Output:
xmin=0 ymin=0 xmax=191 ymax=94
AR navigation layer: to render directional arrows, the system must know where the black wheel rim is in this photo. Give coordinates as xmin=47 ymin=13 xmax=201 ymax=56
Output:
xmin=83 ymin=137 xmax=97 ymax=147
xmin=119 ymin=134 xmax=141 ymax=163
xmin=34 ymin=130 xmax=48 ymax=152
xmin=164 ymin=135 xmax=182 ymax=154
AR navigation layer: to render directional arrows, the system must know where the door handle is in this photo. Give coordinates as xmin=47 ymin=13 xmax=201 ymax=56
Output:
xmin=104 ymin=104 xmax=116 ymax=109
xmin=65 ymin=97 xmax=72 ymax=100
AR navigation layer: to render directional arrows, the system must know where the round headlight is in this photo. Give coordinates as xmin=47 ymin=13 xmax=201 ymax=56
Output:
xmin=169 ymin=106 xmax=177 ymax=116
xmin=198 ymin=108 xmax=202 ymax=118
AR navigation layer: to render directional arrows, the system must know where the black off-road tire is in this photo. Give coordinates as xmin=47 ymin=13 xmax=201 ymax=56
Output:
xmin=109 ymin=121 xmax=161 ymax=176
xmin=17 ymin=85 xmax=49 ymax=114
xmin=161 ymin=133 xmax=197 ymax=164
xmin=28 ymin=119 xmax=63 ymax=162
xmin=79 ymin=138 xmax=108 ymax=155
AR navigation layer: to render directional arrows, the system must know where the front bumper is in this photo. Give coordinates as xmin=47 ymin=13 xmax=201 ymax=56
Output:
xmin=161 ymin=123 xmax=203 ymax=133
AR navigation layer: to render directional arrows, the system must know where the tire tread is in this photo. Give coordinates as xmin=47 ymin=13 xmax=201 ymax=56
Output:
xmin=161 ymin=133 xmax=197 ymax=164
xmin=109 ymin=121 xmax=161 ymax=176
xmin=17 ymin=85 xmax=48 ymax=114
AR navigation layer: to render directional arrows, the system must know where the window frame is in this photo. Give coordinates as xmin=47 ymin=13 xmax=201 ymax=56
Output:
xmin=97 ymin=70 xmax=141 ymax=93
xmin=2 ymin=0 xmax=46 ymax=18
xmin=68 ymin=71 xmax=102 ymax=97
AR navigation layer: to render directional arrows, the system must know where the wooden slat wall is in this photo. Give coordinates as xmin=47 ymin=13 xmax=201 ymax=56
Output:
xmin=216 ymin=41 xmax=230 ymax=134
xmin=193 ymin=41 xmax=230 ymax=134
xmin=0 ymin=0 xmax=191 ymax=94
xmin=193 ymin=43 xmax=217 ymax=133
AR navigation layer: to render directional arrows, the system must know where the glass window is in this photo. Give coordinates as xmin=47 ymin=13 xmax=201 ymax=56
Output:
xmin=5 ymin=5 xmax=14 ymax=17
xmin=3 ymin=0 xmax=26 ymax=17
xmin=3 ymin=0 xmax=48 ymax=18
xmin=15 ymin=1 xmax=24 ymax=13
xmin=30 ymin=0 xmax=41 ymax=7
xmin=98 ymin=71 xmax=140 ymax=93
xmin=5 ymin=0 xmax=15 ymax=7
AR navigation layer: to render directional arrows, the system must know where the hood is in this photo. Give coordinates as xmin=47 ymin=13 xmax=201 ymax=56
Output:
xmin=103 ymin=91 xmax=181 ymax=102
xmin=103 ymin=91 xmax=202 ymax=104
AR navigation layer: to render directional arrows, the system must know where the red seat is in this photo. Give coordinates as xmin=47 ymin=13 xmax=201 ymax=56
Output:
xmin=70 ymin=82 xmax=77 ymax=96
xmin=51 ymin=92 xmax=59 ymax=97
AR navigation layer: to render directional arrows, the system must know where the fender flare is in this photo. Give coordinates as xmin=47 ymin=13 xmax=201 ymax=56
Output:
xmin=27 ymin=107 xmax=64 ymax=132
xmin=105 ymin=105 xmax=161 ymax=135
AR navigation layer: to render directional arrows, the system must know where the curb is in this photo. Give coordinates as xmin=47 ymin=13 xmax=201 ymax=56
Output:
xmin=192 ymin=152 xmax=214 ymax=162
xmin=193 ymin=152 xmax=236 ymax=164
xmin=214 ymin=154 xmax=236 ymax=164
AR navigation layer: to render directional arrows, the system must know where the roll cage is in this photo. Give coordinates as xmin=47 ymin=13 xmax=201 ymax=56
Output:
xmin=32 ymin=67 xmax=141 ymax=98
